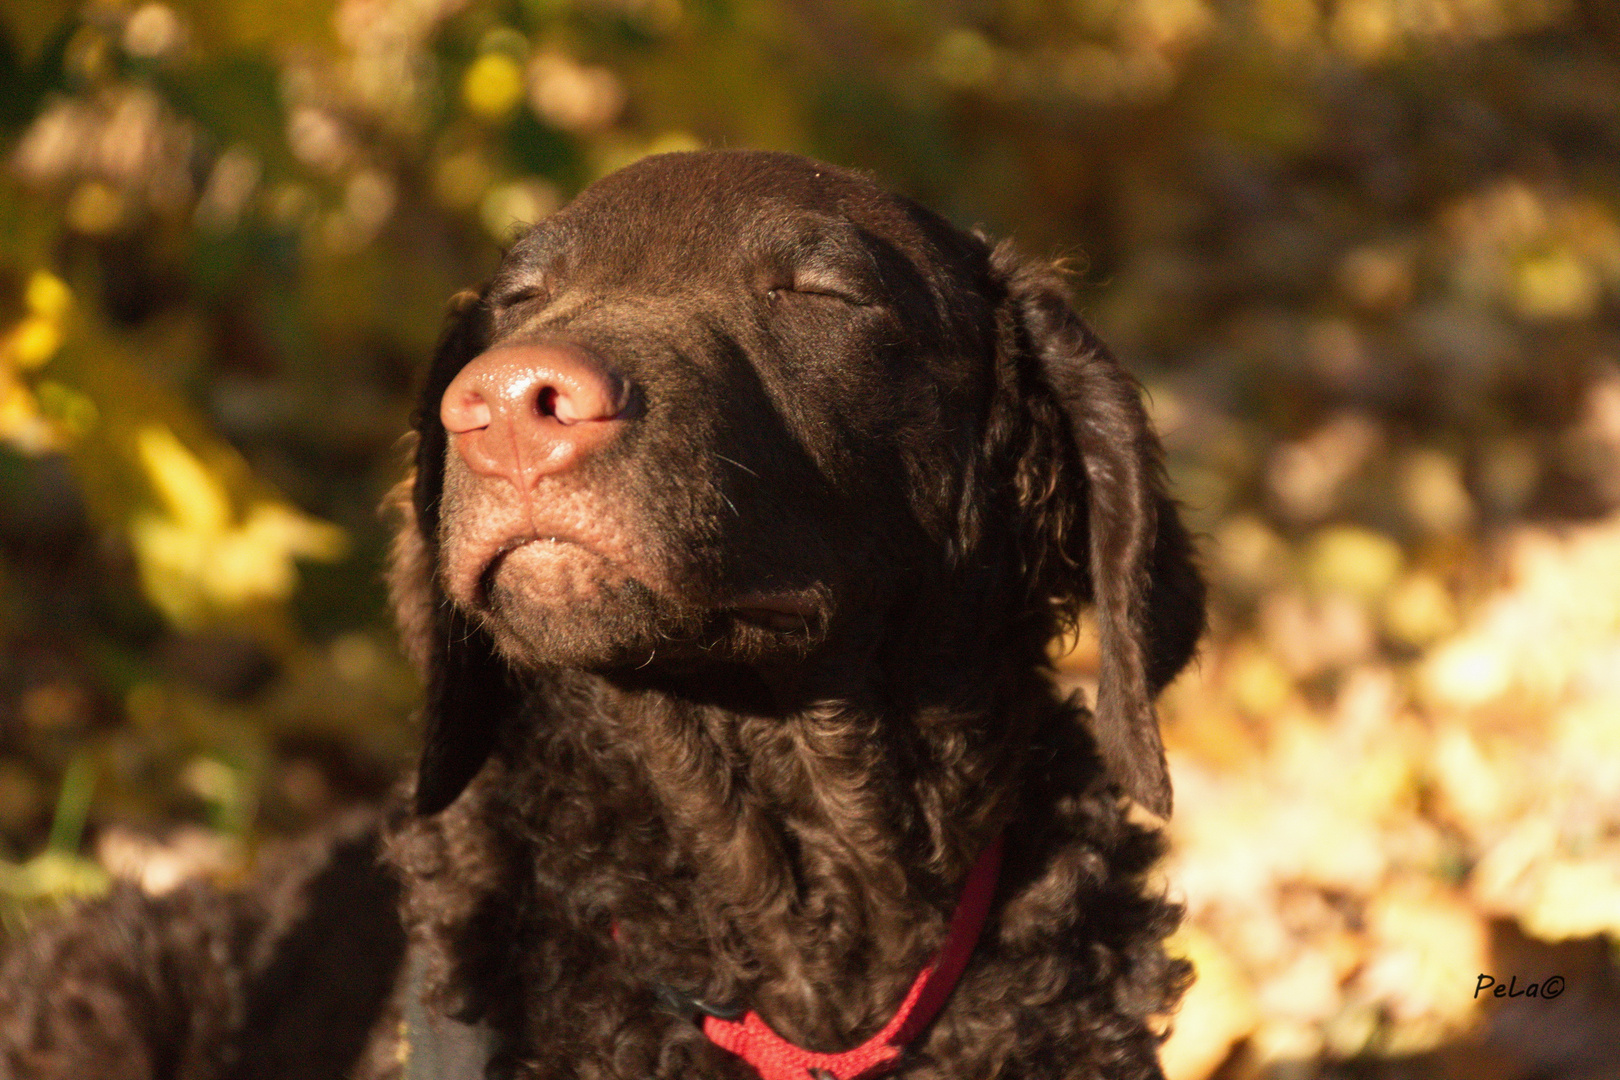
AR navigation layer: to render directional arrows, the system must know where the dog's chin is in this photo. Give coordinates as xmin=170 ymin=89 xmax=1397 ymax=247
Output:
xmin=479 ymin=572 xmax=682 ymax=668
xmin=481 ymin=580 xmax=825 ymax=683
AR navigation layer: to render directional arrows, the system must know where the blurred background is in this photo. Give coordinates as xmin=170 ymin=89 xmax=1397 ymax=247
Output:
xmin=1 ymin=0 xmax=1618 ymax=1076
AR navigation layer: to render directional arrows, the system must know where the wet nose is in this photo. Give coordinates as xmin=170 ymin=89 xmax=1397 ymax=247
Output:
xmin=440 ymin=343 xmax=633 ymax=489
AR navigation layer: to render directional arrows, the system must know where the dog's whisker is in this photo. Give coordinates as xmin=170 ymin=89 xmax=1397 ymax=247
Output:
xmin=714 ymin=453 xmax=759 ymax=479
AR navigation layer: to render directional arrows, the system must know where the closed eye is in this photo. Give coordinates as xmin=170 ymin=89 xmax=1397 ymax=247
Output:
xmin=766 ymin=284 xmax=873 ymax=307
xmin=493 ymin=284 xmax=549 ymax=310
xmin=795 ymin=286 xmax=868 ymax=305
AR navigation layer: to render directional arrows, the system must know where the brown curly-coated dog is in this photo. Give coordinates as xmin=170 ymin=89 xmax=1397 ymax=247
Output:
xmin=0 ymin=150 xmax=1204 ymax=1080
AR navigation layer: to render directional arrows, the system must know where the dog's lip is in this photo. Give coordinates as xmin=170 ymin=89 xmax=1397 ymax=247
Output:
xmin=728 ymin=592 xmax=820 ymax=633
xmin=476 ymin=533 xmax=585 ymax=605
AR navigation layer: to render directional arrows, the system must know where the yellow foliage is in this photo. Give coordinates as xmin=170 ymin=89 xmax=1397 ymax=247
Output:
xmin=591 ymin=131 xmax=704 ymax=180
xmin=1428 ymin=726 xmax=1515 ymax=833
xmin=479 ymin=179 xmax=562 ymax=241
xmin=2 ymin=271 xmax=71 ymax=374
xmin=1226 ymin=645 xmax=1293 ymax=716
xmin=135 ymin=424 xmax=231 ymax=533
xmin=1358 ymin=879 xmax=1488 ymax=1050
xmin=10 ymin=316 xmax=61 ymax=370
xmin=1513 ymin=250 xmax=1599 ymax=320
xmin=24 ymin=271 xmax=71 ymax=320
xmin=1260 ymin=589 xmax=1376 ymax=675
xmin=1396 ymin=450 xmax=1474 ymax=535
xmin=0 ymin=375 xmax=62 ymax=454
xmin=1421 ymin=637 xmax=1511 ymax=708
xmin=1161 ymin=925 xmax=1258 ymax=1080
xmin=463 ymin=53 xmax=526 ymax=120
xmin=1517 ymin=855 xmax=1620 ymax=941
xmin=0 ymin=852 xmax=110 ymax=907
xmin=128 ymin=424 xmax=347 ymax=626
xmin=0 ymin=377 xmax=38 ymax=433
xmin=1211 ymin=513 xmax=1289 ymax=594
xmin=1421 ymin=514 xmax=1620 ymax=708
xmin=1304 ymin=525 xmax=1404 ymax=600
xmin=1382 ymin=571 xmax=1457 ymax=647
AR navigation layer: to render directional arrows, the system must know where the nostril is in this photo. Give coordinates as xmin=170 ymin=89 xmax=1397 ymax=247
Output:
xmin=443 ymin=389 xmax=493 ymax=434
xmin=546 ymin=371 xmax=629 ymax=425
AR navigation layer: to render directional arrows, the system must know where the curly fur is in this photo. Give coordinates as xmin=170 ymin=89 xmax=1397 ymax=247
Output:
xmin=383 ymin=151 xmax=1204 ymax=1080
xmin=0 ymin=813 xmax=403 ymax=1080
xmin=0 ymin=150 xmax=1202 ymax=1080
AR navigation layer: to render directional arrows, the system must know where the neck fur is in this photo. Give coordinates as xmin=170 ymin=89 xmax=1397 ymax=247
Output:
xmin=492 ymin=635 xmax=1050 ymax=1051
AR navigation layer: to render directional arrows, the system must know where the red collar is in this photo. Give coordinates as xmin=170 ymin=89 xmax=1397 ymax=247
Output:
xmin=701 ymin=833 xmax=1004 ymax=1080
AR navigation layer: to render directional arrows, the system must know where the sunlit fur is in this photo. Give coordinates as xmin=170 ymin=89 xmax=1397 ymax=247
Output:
xmin=387 ymin=151 xmax=1205 ymax=1079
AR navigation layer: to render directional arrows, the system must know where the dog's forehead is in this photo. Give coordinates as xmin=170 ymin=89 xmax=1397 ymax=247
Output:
xmin=572 ymin=150 xmax=906 ymax=231
xmin=499 ymin=150 xmax=945 ymax=285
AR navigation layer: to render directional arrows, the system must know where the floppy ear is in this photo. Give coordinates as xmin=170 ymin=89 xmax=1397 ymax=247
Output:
xmin=388 ymin=288 xmax=519 ymax=815
xmin=994 ymin=244 xmax=1205 ymax=818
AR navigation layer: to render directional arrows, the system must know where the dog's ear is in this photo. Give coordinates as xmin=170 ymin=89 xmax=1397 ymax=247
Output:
xmin=388 ymin=288 xmax=518 ymax=815
xmin=994 ymin=244 xmax=1204 ymax=818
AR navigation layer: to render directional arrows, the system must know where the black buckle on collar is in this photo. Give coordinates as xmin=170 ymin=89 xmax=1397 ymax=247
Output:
xmin=651 ymin=981 xmax=745 ymax=1023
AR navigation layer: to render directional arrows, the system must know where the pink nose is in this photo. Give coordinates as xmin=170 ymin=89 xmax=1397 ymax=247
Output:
xmin=440 ymin=343 xmax=632 ymax=488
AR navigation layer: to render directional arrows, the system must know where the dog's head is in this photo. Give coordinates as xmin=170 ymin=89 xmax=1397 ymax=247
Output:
xmin=389 ymin=150 xmax=1203 ymax=818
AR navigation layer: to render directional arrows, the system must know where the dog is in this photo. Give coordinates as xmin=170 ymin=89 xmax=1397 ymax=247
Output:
xmin=0 ymin=149 xmax=1204 ymax=1080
